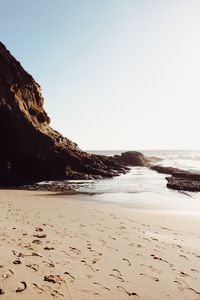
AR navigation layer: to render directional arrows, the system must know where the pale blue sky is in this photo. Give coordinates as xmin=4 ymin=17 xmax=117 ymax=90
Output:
xmin=1 ymin=0 xmax=200 ymax=149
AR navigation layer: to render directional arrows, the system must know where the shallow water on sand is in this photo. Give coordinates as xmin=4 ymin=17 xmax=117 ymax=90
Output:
xmin=67 ymin=167 xmax=200 ymax=214
xmin=66 ymin=150 xmax=200 ymax=214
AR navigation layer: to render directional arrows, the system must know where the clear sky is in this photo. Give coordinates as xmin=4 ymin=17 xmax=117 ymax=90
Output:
xmin=1 ymin=0 xmax=200 ymax=150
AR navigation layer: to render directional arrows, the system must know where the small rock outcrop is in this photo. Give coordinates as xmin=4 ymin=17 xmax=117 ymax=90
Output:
xmin=150 ymin=165 xmax=181 ymax=175
xmin=148 ymin=162 xmax=200 ymax=192
xmin=148 ymin=163 xmax=200 ymax=192
xmin=114 ymin=151 xmax=150 ymax=167
xmin=166 ymin=171 xmax=200 ymax=192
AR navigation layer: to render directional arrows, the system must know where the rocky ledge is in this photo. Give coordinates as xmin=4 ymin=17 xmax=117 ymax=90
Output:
xmin=149 ymin=164 xmax=200 ymax=192
xmin=114 ymin=151 xmax=150 ymax=166
xmin=0 ymin=42 xmax=149 ymax=187
xmin=166 ymin=172 xmax=200 ymax=192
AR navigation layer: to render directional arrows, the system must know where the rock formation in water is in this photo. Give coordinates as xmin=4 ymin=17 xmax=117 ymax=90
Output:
xmin=150 ymin=165 xmax=181 ymax=175
xmin=149 ymin=163 xmax=200 ymax=192
xmin=114 ymin=151 xmax=150 ymax=166
xmin=166 ymin=171 xmax=200 ymax=192
xmin=0 ymin=42 xmax=131 ymax=185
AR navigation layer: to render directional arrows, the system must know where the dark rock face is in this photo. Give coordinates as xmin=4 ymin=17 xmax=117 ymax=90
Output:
xmin=166 ymin=175 xmax=200 ymax=192
xmin=149 ymin=163 xmax=200 ymax=192
xmin=150 ymin=165 xmax=181 ymax=175
xmin=114 ymin=151 xmax=150 ymax=167
xmin=0 ymin=42 xmax=129 ymax=186
xmin=149 ymin=161 xmax=200 ymax=192
xmin=166 ymin=171 xmax=200 ymax=192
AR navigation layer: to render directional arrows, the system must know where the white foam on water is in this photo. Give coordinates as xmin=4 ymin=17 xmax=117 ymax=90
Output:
xmin=66 ymin=150 xmax=200 ymax=214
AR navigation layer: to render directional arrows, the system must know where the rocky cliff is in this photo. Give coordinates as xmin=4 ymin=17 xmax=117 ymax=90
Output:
xmin=0 ymin=42 xmax=129 ymax=185
xmin=2 ymin=41 xmax=200 ymax=193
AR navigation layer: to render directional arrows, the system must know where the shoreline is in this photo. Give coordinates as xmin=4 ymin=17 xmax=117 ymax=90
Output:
xmin=0 ymin=190 xmax=200 ymax=299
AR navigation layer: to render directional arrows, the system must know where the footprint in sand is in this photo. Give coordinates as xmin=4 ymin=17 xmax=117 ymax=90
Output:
xmin=32 ymin=283 xmax=44 ymax=294
xmin=174 ymin=278 xmax=185 ymax=292
xmin=69 ymin=247 xmax=81 ymax=255
xmin=140 ymin=273 xmax=159 ymax=282
xmin=44 ymin=246 xmax=54 ymax=250
xmin=23 ymin=243 xmax=34 ymax=250
xmin=47 ymin=286 xmax=64 ymax=298
xmin=113 ymin=269 xmax=122 ymax=276
xmin=0 ymin=288 xmax=5 ymax=295
xmin=13 ymin=259 xmax=22 ymax=265
xmin=15 ymin=281 xmax=27 ymax=293
xmin=93 ymin=282 xmax=110 ymax=291
xmin=35 ymin=227 xmax=43 ymax=232
xmin=188 ymin=287 xmax=200 ymax=296
xmin=26 ymin=264 xmax=39 ymax=272
xmin=99 ymin=239 xmax=106 ymax=246
xmin=44 ymin=275 xmax=64 ymax=284
xmin=171 ymin=243 xmax=182 ymax=249
xmin=191 ymin=268 xmax=198 ymax=273
xmin=81 ymin=259 xmax=98 ymax=272
xmin=117 ymin=286 xmax=139 ymax=298
xmin=33 ymin=233 xmax=47 ymax=239
xmin=108 ymin=236 xmax=116 ymax=240
xmin=180 ymin=271 xmax=189 ymax=277
xmin=150 ymin=254 xmax=173 ymax=267
xmin=123 ymin=258 xmax=131 ymax=266
xmin=16 ymin=252 xmax=25 ymax=258
xmin=30 ymin=252 xmax=42 ymax=258
xmin=32 ymin=239 xmax=42 ymax=245
xmin=2 ymin=269 xmax=14 ymax=279
xmin=109 ymin=273 xmax=124 ymax=282
xmin=179 ymin=254 xmax=188 ymax=260
xmin=64 ymin=271 xmax=75 ymax=282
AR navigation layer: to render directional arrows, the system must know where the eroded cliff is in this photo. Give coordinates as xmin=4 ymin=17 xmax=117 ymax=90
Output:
xmin=0 ymin=42 xmax=128 ymax=185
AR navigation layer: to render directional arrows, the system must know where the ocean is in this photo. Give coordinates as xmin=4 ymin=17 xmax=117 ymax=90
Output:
xmin=66 ymin=150 xmax=200 ymax=214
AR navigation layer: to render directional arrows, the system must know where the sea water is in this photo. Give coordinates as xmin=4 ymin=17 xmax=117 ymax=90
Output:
xmin=67 ymin=150 xmax=200 ymax=214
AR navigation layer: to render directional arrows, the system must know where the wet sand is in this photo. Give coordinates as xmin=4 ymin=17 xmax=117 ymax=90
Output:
xmin=0 ymin=190 xmax=200 ymax=299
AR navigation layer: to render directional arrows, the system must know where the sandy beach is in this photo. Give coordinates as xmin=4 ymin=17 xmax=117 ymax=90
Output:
xmin=0 ymin=190 xmax=200 ymax=300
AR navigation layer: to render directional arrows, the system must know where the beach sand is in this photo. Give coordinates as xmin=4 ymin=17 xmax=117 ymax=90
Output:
xmin=0 ymin=190 xmax=200 ymax=300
